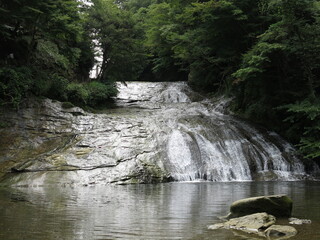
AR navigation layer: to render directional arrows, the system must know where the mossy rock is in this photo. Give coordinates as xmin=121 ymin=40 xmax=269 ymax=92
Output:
xmin=227 ymin=195 xmax=293 ymax=219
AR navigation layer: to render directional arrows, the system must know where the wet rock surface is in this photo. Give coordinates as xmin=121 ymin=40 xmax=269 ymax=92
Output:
xmin=0 ymin=82 xmax=315 ymax=186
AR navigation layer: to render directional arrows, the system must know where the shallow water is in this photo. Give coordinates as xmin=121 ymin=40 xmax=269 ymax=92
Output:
xmin=0 ymin=181 xmax=319 ymax=240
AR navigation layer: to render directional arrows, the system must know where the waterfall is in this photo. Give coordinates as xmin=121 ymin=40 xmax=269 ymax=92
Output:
xmin=2 ymin=81 xmax=315 ymax=186
xmin=116 ymin=82 xmax=307 ymax=182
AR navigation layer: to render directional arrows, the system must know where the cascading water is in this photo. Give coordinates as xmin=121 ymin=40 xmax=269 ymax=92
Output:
xmin=116 ymin=82 xmax=306 ymax=182
xmin=1 ymin=82 xmax=315 ymax=186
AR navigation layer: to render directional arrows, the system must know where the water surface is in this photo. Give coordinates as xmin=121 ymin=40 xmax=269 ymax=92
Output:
xmin=0 ymin=181 xmax=319 ymax=240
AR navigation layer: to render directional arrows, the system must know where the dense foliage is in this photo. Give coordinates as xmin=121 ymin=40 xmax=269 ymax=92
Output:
xmin=0 ymin=0 xmax=124 ymax=107
xmin=87 ymin=0 xmax=146 ymax=82
xmin=1 ymin=0 xmax=319 ymax=163
xmin=120 ymin=0 xmax=320 ymax=164
xmin=1 ymin=0 xmax=87 ymax=105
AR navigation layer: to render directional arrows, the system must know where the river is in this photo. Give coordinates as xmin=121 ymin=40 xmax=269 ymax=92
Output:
xmin=0 ymin=181 xmax=319 ymax=240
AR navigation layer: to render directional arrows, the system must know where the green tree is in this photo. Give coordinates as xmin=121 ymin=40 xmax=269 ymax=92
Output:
xmin=173 ymin=0 xmax=251 ymax=91
xmin=0 ymin=0 xmax=93 ymax=105
xmin=232 ymin=0 xmax=320 ymax=162
xmin=142 ymin=1 xmax=188 ymax=81
xmin=88 ymin=0 xmax=146 ymax=83
xmin=281 ymin=99 xmax=320 ymax=164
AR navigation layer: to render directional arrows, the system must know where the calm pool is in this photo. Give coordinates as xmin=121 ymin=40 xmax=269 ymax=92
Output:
xmin=0 ymin=181 xmax=319 ymax=240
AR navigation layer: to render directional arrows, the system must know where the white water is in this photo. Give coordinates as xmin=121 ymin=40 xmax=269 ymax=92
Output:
xmin=116 ymin=82 xmax=307 ymax=182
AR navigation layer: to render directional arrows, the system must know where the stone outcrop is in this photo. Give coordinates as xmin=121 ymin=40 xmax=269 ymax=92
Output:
xmin=227 ymin=195 xmax=293 ymax=219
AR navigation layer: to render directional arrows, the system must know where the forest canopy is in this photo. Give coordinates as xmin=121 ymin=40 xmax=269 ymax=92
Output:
xmin=1 ymin=0 xmax=319 ymax=164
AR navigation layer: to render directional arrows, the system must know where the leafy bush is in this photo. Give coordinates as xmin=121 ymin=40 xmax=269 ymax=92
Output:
xmin=0 ymin=67 xmax=32 ymax=107
xmin=86 ymin=81 xmax=118 ymax=106
xmin=66 ymin=83 xmax=89 ymax=105
xmin=281 ymin=99 xmax=320 ymax=163
xmin=65 ymin=81 xmax=118 ymax=107
xmin=47 ymin=74 xmax=69 ymax=101
xmin=31 ymin=71 xmax=53 ymax=97
xmin=31 ymin=71 xmax=69 ymax=102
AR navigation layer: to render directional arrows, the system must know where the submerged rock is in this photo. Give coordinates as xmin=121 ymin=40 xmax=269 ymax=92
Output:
xmin=227 ymin=195 xmax=293 ymax=219
xmin=288 ymin=217 xmax=312 ymax=225
xmin=265 ymin=225 xmax=297 ymax=239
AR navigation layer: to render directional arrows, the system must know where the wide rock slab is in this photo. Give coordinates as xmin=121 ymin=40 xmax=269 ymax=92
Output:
xmin=227 ymin=195 xmax=293 ymax=219
xmin=209 ymin=212 xmax=276 ymax=234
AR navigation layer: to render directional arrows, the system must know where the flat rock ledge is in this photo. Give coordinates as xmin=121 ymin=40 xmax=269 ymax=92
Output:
xmin=208 ymin=212 xmax=297 ymax=239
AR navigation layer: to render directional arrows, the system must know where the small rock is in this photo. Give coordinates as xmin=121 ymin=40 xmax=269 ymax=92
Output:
xmin=265 ymin=225 xmax=297 ymax=238
xmin=288 ymin=217 xmax=312 ymax=225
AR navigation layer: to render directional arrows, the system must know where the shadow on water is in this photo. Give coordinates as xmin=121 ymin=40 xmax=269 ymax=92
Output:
xmin=0 ymin=181 xmax=319 ymax=240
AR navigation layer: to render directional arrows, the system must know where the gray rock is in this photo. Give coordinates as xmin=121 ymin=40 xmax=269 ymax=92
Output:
xmin=265 ymin=225 xmax=297 ymax=239
xmin=227 ymin=195 xmax=293 ymax=219
xmin=208 ymin=212 xmax=276 ymax=235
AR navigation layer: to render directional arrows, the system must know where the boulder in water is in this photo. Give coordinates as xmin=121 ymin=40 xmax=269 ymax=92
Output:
xmin=226 ymin=195 xmax=293 ymax=219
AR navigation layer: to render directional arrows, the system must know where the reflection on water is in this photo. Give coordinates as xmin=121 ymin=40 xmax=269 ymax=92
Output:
xmin=0 ymin=182 xmax=319 ymax=240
